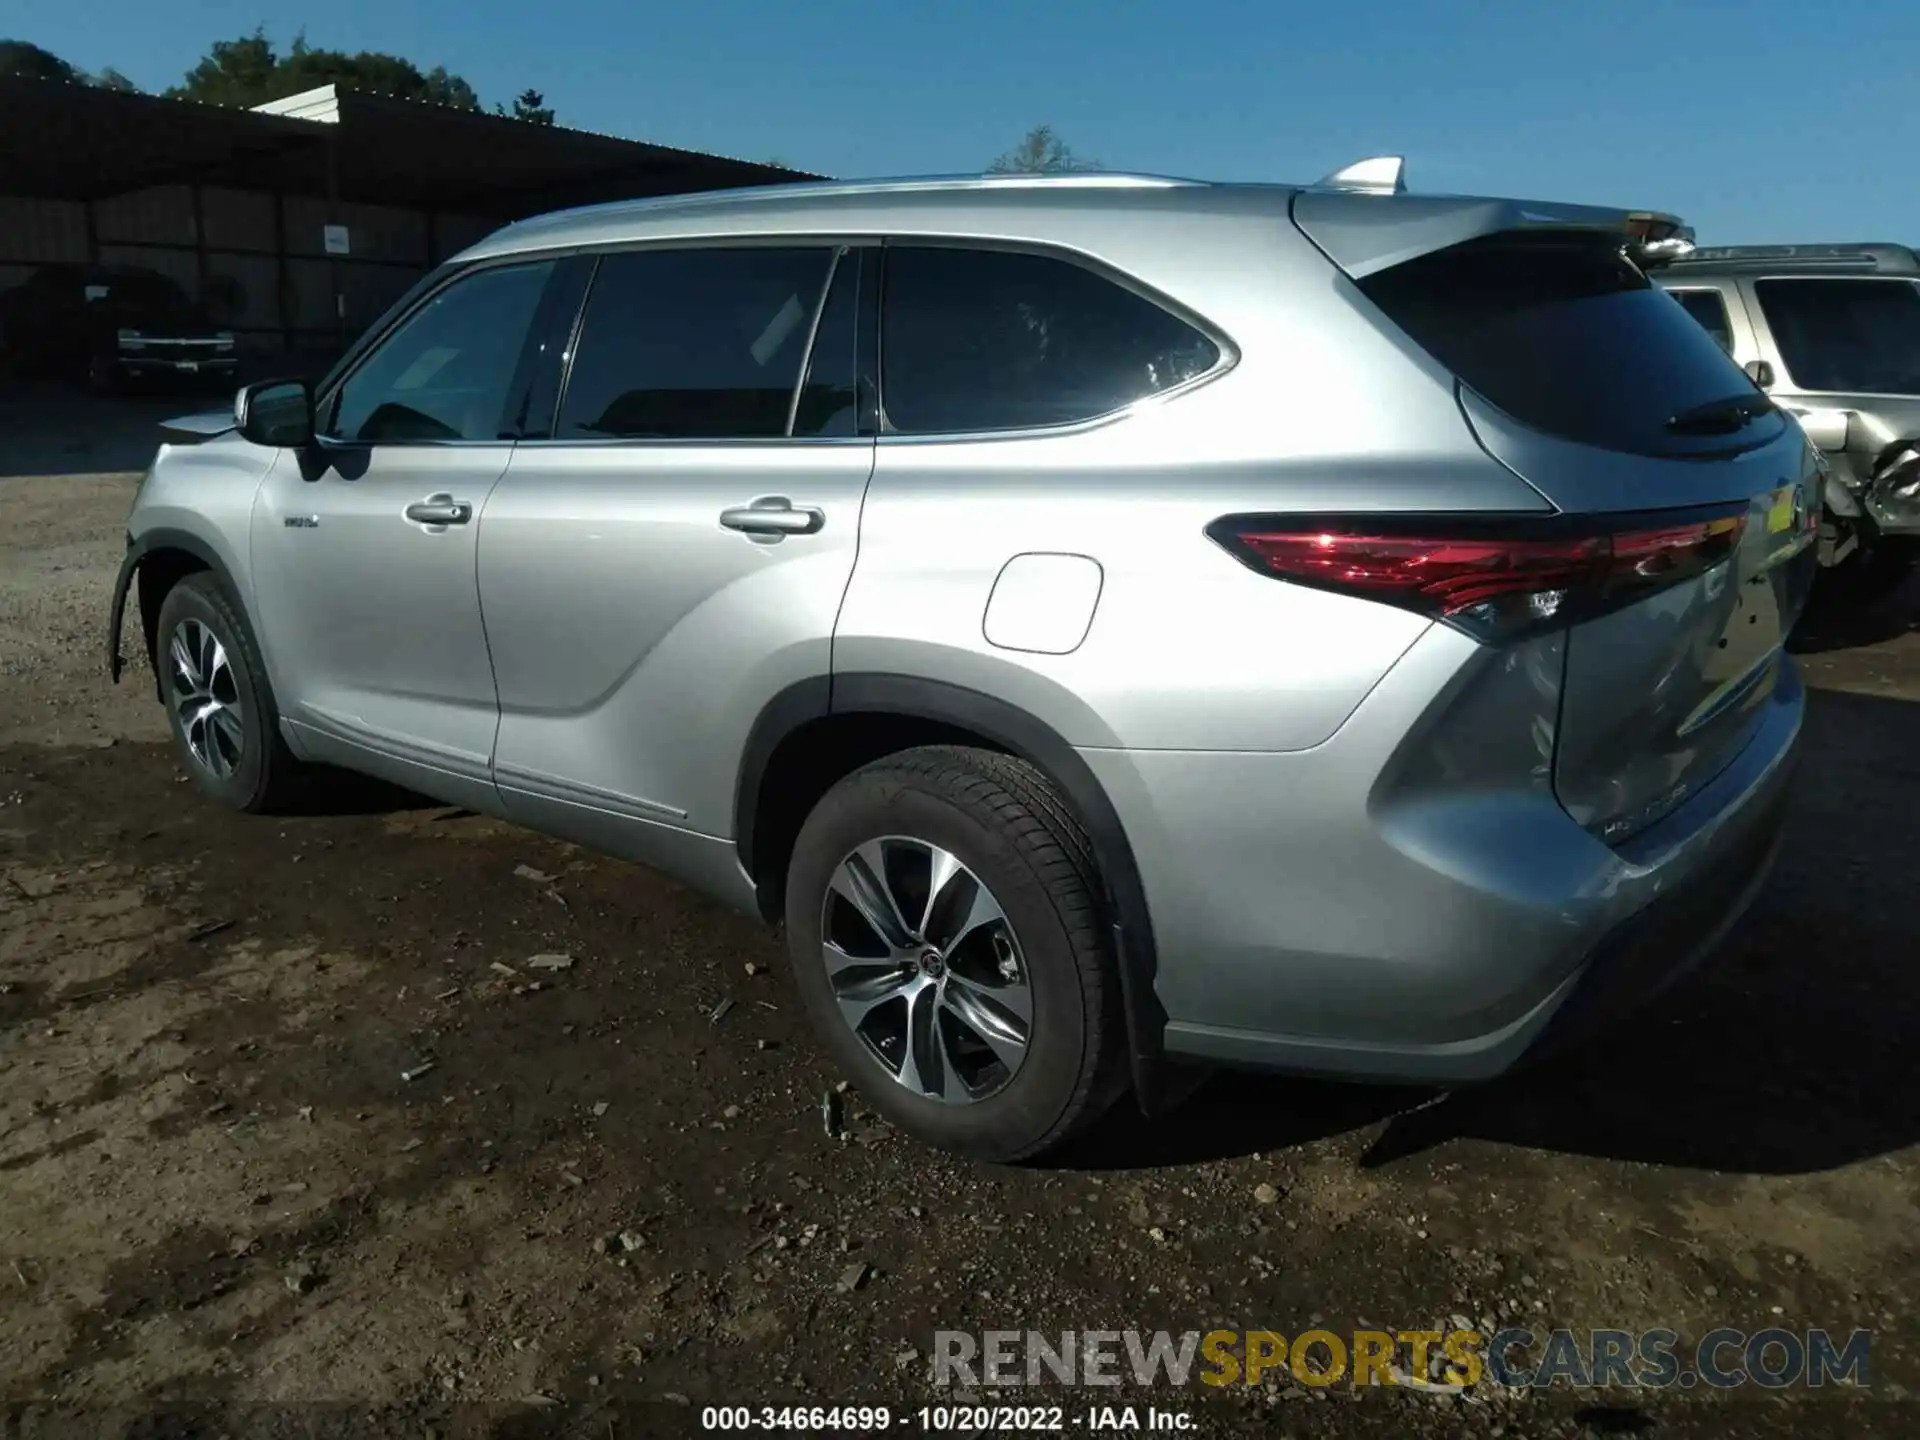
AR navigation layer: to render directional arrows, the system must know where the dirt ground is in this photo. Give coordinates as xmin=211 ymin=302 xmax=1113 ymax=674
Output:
xmin=4 ymin=391 xmax=1920 ymax=1439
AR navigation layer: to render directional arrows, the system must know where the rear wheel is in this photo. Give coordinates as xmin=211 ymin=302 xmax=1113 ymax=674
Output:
xmin=154 ymin=572 xmax=306 ymax=813
xmin=1817 ymin=534 xmax=1919 ymax=608
xmin=784 ymin=746 xmax=1126 ymax=1161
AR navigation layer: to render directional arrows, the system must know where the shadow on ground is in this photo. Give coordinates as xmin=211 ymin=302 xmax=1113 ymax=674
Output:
xmin=1789 ymin=573 xmax=1920 ymax=655
xmin=1065 ymin=685 xmax=1920 ymax=1178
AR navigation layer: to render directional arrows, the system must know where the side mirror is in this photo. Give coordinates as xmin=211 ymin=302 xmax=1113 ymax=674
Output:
xmin=1744 ymin=359 xmax=1775 ymax=389
xmin=235 ymin=378 xmax=314 ymax=448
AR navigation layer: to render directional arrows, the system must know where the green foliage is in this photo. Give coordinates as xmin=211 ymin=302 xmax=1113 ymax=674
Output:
xmin=1 ymin=39 xmax=143 ymax=91
xmin=0 ymin=38 xmax=79 ymax=82
xmin=509 ymin=88 xmax=554 ymax=125
xmin=987 ymin=124 xmax=1098 ymax=175
xmin=160 ymin=29 xmax=538 ymax=119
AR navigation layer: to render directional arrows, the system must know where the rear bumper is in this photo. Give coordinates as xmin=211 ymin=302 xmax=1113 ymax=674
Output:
xmin=1082 ymin=645 xmax=1804 ymax=1084
xmin=1519 ymin=755 xmax=1790 ymax=1064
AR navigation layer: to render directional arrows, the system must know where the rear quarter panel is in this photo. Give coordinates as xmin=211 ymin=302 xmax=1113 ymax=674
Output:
xmin=838 ymin=215 xmax=1552 ymax=753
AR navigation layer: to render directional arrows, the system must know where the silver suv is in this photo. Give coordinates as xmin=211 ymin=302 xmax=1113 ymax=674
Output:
xmin=1654 ymin=243 xmax=1920 ymax=604
xmin=108 ymin=167 xmax=1817 ymax=1161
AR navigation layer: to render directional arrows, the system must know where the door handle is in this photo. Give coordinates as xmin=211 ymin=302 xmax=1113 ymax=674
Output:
xmin=405 ymin=494 xmax=473 ymax=527
xmin=719 ymin=497 xmax=825 ymax=537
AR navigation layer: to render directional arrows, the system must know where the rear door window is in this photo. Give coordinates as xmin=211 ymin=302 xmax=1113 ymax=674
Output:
xmin=1668 ymin=289 xmax=1735 ymax=353
xmin=1753 ymin=278 xmax=1920 ymax=395
xmin=555 ymin=247 xmax=836 ymax=440
xmin=1357 ymin=231 xmax=1778 ymax=458
xmin=879 ymin=246 xmax=1221 ymax=434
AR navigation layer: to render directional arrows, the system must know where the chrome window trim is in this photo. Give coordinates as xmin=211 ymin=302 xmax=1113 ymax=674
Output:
xmin=489 ymin=232 xmax=1238 ymax=450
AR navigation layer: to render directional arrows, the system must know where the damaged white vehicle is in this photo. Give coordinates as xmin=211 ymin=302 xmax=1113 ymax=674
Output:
xmin=1656 ymin=243 xmax=1920 ymax=605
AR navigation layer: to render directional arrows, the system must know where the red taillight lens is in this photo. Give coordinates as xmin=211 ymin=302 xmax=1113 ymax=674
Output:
xmin=1227 ymin=531 xmax=1608 ymax=616
xmin=1604 ymin=514 xmax=1746 ymax=602
xmin=1209 ymin=510 xmax=1747 ymax=642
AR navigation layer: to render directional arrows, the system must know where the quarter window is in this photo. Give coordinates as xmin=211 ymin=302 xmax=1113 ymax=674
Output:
xmin=324 ymin=261 xmax=555 ymax=443
xmin=555 ymin=247 xmax=837 ymax=440
xmin=879 ymin=246 xmax=1221 ymax=434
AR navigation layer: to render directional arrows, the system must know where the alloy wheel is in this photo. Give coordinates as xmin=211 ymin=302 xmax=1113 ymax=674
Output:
xmin=167 ymin=618 xmax=245 ymax=780
xmin=819 ymin=836 xmax=1033 ymax=1104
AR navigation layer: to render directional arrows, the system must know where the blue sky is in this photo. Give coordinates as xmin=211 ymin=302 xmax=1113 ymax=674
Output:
xmin=12 ymin=0 xmax=1919 ymax=242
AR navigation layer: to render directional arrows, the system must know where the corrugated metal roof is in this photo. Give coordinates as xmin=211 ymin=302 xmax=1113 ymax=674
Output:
xmin=0 ymin=75 xmax=823 ymax=213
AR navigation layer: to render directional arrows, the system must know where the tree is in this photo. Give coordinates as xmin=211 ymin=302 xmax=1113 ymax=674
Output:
xmin=0 ymin=39 xmax=81 ymax=82
xmin=1 ymin=40 xmax=141 ymax=91
xmin=165 ymin=29 xmax=279 ymax=107
xmin=511 ymin=88 xmax=553 ymax=125
xmin=987 ymin=124 xmax=1098 ymax=175
xmin=164 ymin=29 xmax=531 ymax=117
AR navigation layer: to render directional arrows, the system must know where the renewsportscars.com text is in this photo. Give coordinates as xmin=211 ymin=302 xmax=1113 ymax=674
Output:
xmin=933 ymin=1327 xmax=1872 ymax=1391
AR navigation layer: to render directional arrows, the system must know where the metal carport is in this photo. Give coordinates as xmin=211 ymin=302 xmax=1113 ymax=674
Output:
xmin=0 ymin=75 xmax=817 ymax=365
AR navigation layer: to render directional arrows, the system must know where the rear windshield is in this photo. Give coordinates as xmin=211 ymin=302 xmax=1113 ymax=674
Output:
xmin=1357 ymin=231 xmax=1780 ymax=458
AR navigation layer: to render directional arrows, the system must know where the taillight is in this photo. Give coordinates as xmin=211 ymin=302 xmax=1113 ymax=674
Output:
xmin=1207 ymin=508 xmax=1747 ymax=643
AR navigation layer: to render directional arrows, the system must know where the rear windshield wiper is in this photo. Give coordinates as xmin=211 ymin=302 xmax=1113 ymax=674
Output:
xmin=1667 ymin=393 xmax=1776 ymax=436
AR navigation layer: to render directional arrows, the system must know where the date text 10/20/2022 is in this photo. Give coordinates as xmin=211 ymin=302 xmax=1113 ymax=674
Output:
xmin=699 ymin=1406 xmax=1195 ymax=1431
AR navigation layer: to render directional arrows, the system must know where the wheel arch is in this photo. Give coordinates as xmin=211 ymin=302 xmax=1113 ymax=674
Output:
xmin=109 ymin=528 xmax=242 ymax=700
xmin=736 ymin=672 xmax=1174 ymax=1113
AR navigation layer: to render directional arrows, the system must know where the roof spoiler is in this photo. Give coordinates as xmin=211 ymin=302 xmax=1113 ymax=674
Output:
xmin=1293 ymin=169 xmax=1699 ymax=280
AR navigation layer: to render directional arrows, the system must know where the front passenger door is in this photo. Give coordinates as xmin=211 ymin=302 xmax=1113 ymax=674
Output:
xmin=250 ymin=258 xmax=563 ymax=809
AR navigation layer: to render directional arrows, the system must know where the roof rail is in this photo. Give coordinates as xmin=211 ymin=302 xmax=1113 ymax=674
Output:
xmin=1314 ymin=155 xmax=1406 ymax=195
xmin=1665 ymin=242 xmax=1919 ymax=275
xmin=506 ymin=171 xmax=1211 ymax=230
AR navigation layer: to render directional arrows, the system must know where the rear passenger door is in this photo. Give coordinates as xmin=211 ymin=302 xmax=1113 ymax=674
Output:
xmin=478 ymin=243 xmax=876 ymax=861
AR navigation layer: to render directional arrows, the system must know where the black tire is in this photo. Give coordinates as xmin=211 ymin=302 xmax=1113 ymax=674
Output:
xmin=784 ymin=745 xmax=1127 ymax=1162
xmin=1815 ymin=537 xmax=1919 ymax=609
xmin=85 ymin=350 xmax=120 ymax=394
xmin=153 ymin=571 xmax=306 ymax=813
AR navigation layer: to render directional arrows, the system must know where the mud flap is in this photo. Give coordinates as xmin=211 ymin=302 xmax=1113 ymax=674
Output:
xmin=106 ymin=544 xmax=140 ymax=683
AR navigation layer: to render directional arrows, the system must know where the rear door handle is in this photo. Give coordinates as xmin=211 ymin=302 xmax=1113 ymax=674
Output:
xmin=719 ymin=497 xmax=825 ymax=537
xmin=405 ymin=494 xmax=473 ymax=527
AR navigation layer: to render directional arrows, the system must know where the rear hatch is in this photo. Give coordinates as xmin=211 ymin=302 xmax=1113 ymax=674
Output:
xmin=1296 ymin=192 xmax=1820 ymax=843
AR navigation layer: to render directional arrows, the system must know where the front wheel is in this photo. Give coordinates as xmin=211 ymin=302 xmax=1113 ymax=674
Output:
xmin=784 ymin=746 xmax=1127 ymax=1162
xmin=154 ymin=572 xmax=306 ymax=813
